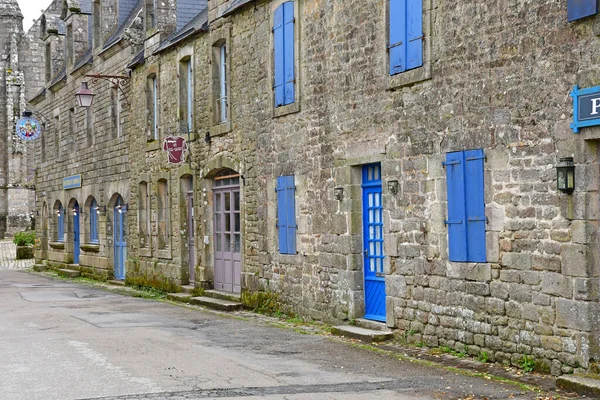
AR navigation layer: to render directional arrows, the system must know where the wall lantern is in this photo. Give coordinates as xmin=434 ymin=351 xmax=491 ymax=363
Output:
xmin=75 ymin=82 xmax=95 ymax=107
xmin=72 ymin=208 xmax=78 ymax=216
xmin=557 ymin=157 xmax=575 ymax=194
xmin=56 ymin=209 xmax=61 ymax=217
xmin=204 ymin=132 xmax=211 ymax=144
xmin=95 ymin=205 xmax=106 ymax=214
xmin=334 ymin=187 xmax=344 ymax=201
xmin=116 ymin=204 xmax=129 ymax=214
xmin=387 ymin=180 xmax=399 ymax=195
xmin=75 ymin=73 xmax=131 ymax=109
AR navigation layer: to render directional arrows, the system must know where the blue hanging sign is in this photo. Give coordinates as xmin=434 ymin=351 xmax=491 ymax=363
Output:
xmin=571 ymin=85 xmax=600 ymax=133
xmin=15 ymin=116 xmax=42 ymax=141
xmin=63 ymin=174 xmax=82 ymax=190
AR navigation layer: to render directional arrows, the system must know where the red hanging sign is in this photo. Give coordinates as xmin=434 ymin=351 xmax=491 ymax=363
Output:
xmin=162 ymin=136 xmax=188 ymax=164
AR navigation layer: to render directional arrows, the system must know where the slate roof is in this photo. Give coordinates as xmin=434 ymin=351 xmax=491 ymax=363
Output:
xmin=119 ymin=0 xmax=138 ymax=26
xmin=103 ymin=0 xmax=143 ymax=51
xmin=49 ymin=65 xmax=67 ymax=88
xmin=218 ymin=0 xmax=255 ymax=19
xmin=154 ymin=7 xmax=208 ymax=55
xmin=126 ymin=48 xmax=145 ymax=70
xmin=177 ymin=0 xmax=207 ymax=31
xmin=73 ymin=46 xmax=93 ymax=71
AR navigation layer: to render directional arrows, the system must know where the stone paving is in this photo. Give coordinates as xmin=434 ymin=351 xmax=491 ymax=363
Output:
xmin=0 ymin=239 xmax=34 ymax=270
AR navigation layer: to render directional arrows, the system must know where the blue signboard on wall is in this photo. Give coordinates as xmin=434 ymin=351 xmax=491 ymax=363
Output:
xmin=568 ymin=0 xmax=597 ymax=22
xmin=63 ymin=175 xmax=82 ymax=190
xmin=571 ymin=85 xmax=600 ymax=133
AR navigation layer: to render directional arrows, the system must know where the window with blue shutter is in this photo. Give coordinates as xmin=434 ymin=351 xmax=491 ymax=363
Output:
xmin=444 ymin=149 xmax=486 ymax=262
xmin=276 ymin=176 xmax=297 ymax=254
xmin=90 ymin=198 xmax=99 ymax=243
xmin=57 ymin=203 xmax=64 ymax=242
xmin=273 ymin=2 xmax=295 ymax=107
xmin=389 ymin=0 xmax=423 ymax=75
xmin=567 ymin=0 xmax=597 ymax=22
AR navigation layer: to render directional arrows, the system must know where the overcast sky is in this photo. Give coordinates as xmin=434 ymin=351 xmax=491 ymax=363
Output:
xmin=19 ymin=0 xmax=53 ymax=31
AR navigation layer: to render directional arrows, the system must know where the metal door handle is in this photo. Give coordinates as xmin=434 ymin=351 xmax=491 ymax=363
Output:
xmin=364 ymin=249 xmax=369 ymax=257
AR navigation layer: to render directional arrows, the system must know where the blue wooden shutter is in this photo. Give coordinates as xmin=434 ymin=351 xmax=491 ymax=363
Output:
xmin=389 ymin=0 xmax=406 ymax=75
xmin=445 ymin=152 xmax=467 ymax=261
xmin=406 ymin=0 xmax=423 ymax=70
xmin=568 ymin=0 xmax=597 ymax=22
xmin=464 ymin=149 xmax=486 ymax=262
xmin=283 ymin=2 xmax=295 ymax=105
xmin=273 ymin=5 xmax=285 ymax=106
xmin=58 ymin=204 xmax=64 ymax=241
xmin=284 ymin=176 xmax=297 ymax=253
xmin=276 ymin=176 xmax=288 ymax=254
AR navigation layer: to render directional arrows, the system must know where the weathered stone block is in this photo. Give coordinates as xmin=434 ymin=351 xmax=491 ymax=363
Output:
xmin=555 ymin=299 xmax=597 ymax=331
xmin=574 ymin=278 xmax=599 ymax=301
xmin=486 ymin=231 xmax=499 ymax=263
xmin=501 ymin=252 xmax=531 ymax=270
xmin=541 ymin=273 xmax=573 ymax=298
xmin=561 ymin=244 xmax=588 ymax=277
xmin=386 ymin=275 xmax=407 ymax=299
xmin=490 ymin=281 xmax=509 ymax=300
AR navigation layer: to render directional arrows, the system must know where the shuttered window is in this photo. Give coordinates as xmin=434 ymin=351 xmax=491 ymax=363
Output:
xmin=444 ymin=149 xmax=486 ymax=262
xmin=389 ymin=0 xmax=423 ymax=75
xmin=273 ymin=2 xmax=295 ymax=106
xmin=90 ymin=198 xmax=99 ymax=243
xmin=276 ymin=176 xmax=297 ymax=254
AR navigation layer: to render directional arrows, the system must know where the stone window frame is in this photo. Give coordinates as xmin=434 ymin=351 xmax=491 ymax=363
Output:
xmin=146 ymin=66 xmax=160 ymax=150
xmin=138 ymin=174 xmax=152 ymax=257
xmin=41 ymin=122 xmax=46 ymax=162
xmin=84 ymin=195 xmax=100 ymax=244
xmin=209 ymin=25 xmax=232 ymax=137
xmin=177 ymin=45 xmax=195 ymax=138
xmin=53 ymin=109 xmax=60 ymax=160
xmin=93 ymin=0 xmax=102 ymax=49
xmin=385 ymin=0 xmax=432 ymax=90
xmin=155 ymin=172 xmax=172 ymax=259
xmin=270 ymin=0 xmax=301 ymax=118
xmin=45 ymin=42 xmax=52 ymax=82
xmin=54 ymin=199 xmax=65 ymax=242
xmin=69 ymin=106 xmax=76 ymax=152
xmin=146 ymin=0 xmax=157 ymax=33
xmin=110 ymin=83 xmax=121 ymax=139
xmin=66 ymin=22 xmax=74 ymax=69
xmin=85 ymin=105 xmax=94 ymax=147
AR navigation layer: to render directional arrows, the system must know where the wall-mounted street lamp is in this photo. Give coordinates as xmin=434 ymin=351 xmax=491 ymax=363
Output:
xmin=95 ymin=205 xmax=106 ymax=215
xmin=116 ymin=204 xmax=129 ymax=214
xmin=557 ymin=157 xmax=575 ymax=194
xmin=75 ymin=73 xmax=131 ymax=108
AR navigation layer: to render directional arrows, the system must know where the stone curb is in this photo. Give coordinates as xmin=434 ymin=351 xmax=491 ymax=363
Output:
xmin=556 ymin=375 xmax=600 ymax=397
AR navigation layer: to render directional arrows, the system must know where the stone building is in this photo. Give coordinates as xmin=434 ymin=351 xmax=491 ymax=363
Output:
xmin=0 ymin=0 xmax=36 ymax=238
xmin=28 ymin=0 xmax=600 ymax=374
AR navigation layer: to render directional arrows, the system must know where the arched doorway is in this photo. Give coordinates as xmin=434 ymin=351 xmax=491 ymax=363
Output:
xmin=113 ymin=196 xmax=127 ymax=280
xmin=213 ymin=169 xmax=241 ymax=293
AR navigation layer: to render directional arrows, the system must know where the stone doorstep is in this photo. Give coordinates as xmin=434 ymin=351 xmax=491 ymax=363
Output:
xmin=204 ymin=289 xmax=242 ymax=302
xmin=108 ymin=280 xmax=125 ymax=286
xmin=331 ymin=325 xmax=394 ymax=343
xmin=556 ymin=375 xmax=600 ymax=397
xmin=181 ymin=285 xmax=195 ymax=294
xmin=189 ymin=296 xmax=243 ymax=312
xmin=33 ymin=264 xmax=47 ymax=272
xmin=167 ymin=292 xmax=193 ymax=303
xmin=354 ymin=318 xmax=391 ymax=332
xmin=57 ymin=268 xmax=81 ymax=278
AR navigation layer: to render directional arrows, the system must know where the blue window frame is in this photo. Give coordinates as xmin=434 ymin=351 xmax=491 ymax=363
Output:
xmin=90 ymin=198 xmax=99 ymax=243
xmin=276 ymin=175 xmax=297 ymax=254
xmin=57 ymin=203 xmax=64 ymax=242
xmin=273 ymin=1 xmax=295 ymax=107
xmin=444 ymin=149 xmax=486 ymax=262
xmin=389 ymin=0 xmax=423 ymax=75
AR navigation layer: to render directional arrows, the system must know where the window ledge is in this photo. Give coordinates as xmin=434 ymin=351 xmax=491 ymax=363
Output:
xmin=209 ymin=121 xmax=232 ymax=137
xmin=139 ymin=247 xmax=152 ymax=257
xmin=273 ymin=101 xmax=300 ymax=118
xmin=49 ymin=241 xmax=65 ymax=249
xmin=146 ymin=139 xmax=160 ymax=152
xmin=80 ymin=243 xmax=100 ymax=252
xmin=157 ymin=249 xmax=172 ymax=259
xmin=388 ymin=64 xmax=431 ymax=91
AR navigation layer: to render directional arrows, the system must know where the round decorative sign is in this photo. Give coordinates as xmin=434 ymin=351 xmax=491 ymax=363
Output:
xmin=15 ymin=116 xmax=41 ymax=141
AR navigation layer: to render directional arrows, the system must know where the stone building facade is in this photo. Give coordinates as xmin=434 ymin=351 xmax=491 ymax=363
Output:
xmin=0 ymin=0 xmax=35 ymax=238
xmin=28 ymin=0 xmax=600 ymax=374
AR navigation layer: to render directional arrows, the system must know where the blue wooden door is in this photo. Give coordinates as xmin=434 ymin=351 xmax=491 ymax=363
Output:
xmin=362 ymin=164 xmax=386 ymax=322
xmin=73 ymin=202 xmax=80 ymax=264
xmin=114 ymin=197 xmax=126 ymax=280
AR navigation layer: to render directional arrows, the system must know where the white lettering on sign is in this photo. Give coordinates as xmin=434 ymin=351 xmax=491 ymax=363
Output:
xmin=591 ymin=98 xmax=600 ymax=115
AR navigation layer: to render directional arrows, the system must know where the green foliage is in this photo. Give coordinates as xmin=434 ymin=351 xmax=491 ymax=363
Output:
xmin=13 ymin=230 xmax=35 ymax=246
xmin=190 ymin=286 xmax=205 ymax=297
xmin=124 ymin=258 xmax=180 ymax=294
xmin=520 ymin=355 xmax=536 ymax=373
xmin=242 ymin=290 xmax=282 ymax=316
xmin=477 ymin=351 xmax=489 ymax=363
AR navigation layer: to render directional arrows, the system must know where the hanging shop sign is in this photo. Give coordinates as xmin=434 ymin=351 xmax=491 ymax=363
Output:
xmin=571 ymin=85 xmax=600 ymax=133
xmin=162 ymin=135 xmax=188 ymax=164
xmin=63 ymin=174 xmax=82 ymax=190
xmin=15 ymin=116 xmax=42 ymax=141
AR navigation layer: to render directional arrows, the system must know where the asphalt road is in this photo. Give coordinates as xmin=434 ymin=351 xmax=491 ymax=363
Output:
xmin=0 ymin=270 xmax=556 ymax=400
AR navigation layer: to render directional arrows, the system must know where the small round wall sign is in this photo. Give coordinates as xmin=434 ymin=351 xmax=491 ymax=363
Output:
xmin=15 ymin=116 xmax=41 ymax=141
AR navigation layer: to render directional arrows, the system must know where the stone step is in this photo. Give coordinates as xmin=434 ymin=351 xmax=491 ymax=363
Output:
xmin=557 ymin=375 xmax=600 ymax=397
xmin=190 ymin=296 xmax=243 ymax=312
xmin=203 ymin=289 xmax=241 ymax=302
xmin=181 ymin=285 xmax=195 ymax=294
xmin=354 ymin=318 xmax=391 ymax=332
xmin=108 ymin=280 xmax=125 ymax=286
xmin=57 ymin=268 xmax=81 ymax=278
xmin=331 ymin=325 xmax=394 ymax=343
xmin=167 ymin=292 xmax=193 ymax=303
xmin=33 ymin=264 xmax=47 ymax=272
